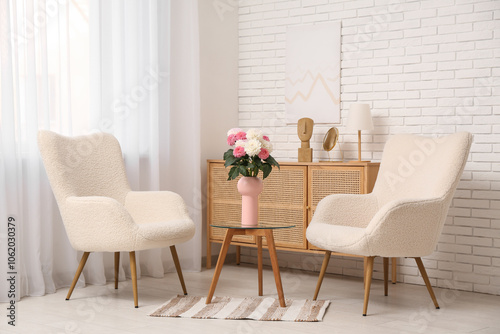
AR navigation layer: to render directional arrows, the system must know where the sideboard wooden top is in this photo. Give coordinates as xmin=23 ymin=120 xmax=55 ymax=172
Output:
xmin=207 ymin=159 xmax=380 ymax=167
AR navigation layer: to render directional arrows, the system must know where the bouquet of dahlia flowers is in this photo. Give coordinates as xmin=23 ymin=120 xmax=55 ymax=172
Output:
xmin=224 ymin=128 xmax=280 ymax=180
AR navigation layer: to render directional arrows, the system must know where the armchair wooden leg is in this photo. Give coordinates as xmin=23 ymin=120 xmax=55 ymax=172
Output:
xmin=363 ymin=257 xmax=368 ymax=287
xmin=415 ymin=257 xmax=440 ymax=309
xmin=66 ymin=252 xmax=90 ymax=301
xmin=363 ymin=256 xmax=375 ymax=316
xmin=129 ymin=251 xmax=138 ymax=308
xmin=114 ymin=252 xmax=120 ymax=289
xmin=383 ymin=257 xmax=389 ymax=296
xmin=313 ymin=251 xmax=331 ymax=301
xmin=170 ymin=245 xmax=188 ymax=295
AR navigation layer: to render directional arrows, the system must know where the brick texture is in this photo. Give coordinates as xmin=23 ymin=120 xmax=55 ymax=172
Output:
xmin=237 ymin=0 xmax=500 ymax=295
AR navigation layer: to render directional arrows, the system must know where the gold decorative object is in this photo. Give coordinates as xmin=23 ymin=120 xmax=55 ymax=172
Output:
xmin=297 ymin=117 xmax=314 ymax=162
xmin=322 ymin=127 xmax=343 ymax=162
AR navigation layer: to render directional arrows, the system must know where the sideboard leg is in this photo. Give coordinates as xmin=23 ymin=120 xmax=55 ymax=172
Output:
xmin=257 ymin=237 xmax=263 ymax=296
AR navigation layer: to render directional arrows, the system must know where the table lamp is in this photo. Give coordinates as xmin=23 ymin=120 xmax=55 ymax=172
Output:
xmin=347 ymin=103 xmax=373 ymax=162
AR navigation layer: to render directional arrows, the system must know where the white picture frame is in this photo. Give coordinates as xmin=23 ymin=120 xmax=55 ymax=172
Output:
xmin=285 ymin=22 xmax=341 ymax=124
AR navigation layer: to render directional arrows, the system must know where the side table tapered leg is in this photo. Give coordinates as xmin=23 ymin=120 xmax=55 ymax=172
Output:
xmin=257 ymin=236 xmax=263 ymax=296
xmin=265 ymin=230 xmax=286 ymax=307
xmin=206 ymin=229 xmax=235 ymax=304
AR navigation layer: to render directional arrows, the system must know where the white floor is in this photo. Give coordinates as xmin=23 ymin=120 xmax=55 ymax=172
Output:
xmin=2 ymin=264 xmax=500 ymax=334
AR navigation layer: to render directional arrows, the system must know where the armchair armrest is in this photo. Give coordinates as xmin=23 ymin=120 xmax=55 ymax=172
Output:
xmin=64 ymin=196 xmax=138 ymax=252
xmin=310 ymin=193 xmax=379 ymax=228
xmin=124 ymin=191 xmax=191 ymax=224
xmin=365 ymin=197 xmax=447 ymax=257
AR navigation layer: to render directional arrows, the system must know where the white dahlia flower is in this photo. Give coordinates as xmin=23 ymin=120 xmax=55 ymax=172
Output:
xmin=235 ymin=139 xmax=246 ymax=148
xmin=246 ymin=128 xmax=263 ymax=140
xmin=260 ymin=139 xmax=273 ymax=153
xmin=244 ymin=139 xmax=262 ymax=156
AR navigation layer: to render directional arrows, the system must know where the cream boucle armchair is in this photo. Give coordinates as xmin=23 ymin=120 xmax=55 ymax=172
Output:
xmin=306 ymin=132 xmax=472 ymax=315
xmin=38 ymin=130 xmax=195 ymax=308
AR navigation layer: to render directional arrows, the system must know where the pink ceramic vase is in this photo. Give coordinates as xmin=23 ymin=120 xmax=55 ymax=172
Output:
xmin=237 ymin=176 xmax=263 ymax=226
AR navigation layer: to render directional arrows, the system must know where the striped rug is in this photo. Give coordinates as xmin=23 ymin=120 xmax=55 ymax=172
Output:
xmin=149 ymin=295 xmax=330 ymax=322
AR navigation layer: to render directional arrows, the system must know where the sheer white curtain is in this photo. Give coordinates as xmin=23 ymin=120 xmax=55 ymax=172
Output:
xmin=0 ymin=0 xmax=88 ymax=302
xmin=0 ymin=0 xmax=201 ymax=302
xmin=86 ymin=0 xmax=202 ymax=282
xmin=164 ymin=0 xmax=202 ymax=273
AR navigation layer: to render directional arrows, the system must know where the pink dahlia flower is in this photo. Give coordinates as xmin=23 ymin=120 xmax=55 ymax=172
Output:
xmin=227 ymin=128 xmax=243 ymax=136
xmin=258 ymin=148 xmax=270 ymax=160
xmin=227 ymin=134 xmax=237 ymax=146
xmin=235 ymin=131 xmax=247 ymax=141
xmin=233 ymin=146 xmax=246 ymax=158
xmin=263 ymin=135 xmax=270 ymax=141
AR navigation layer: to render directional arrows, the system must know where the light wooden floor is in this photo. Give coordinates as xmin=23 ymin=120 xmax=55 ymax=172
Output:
xmin=2 ymin=264 xmax=500 ymax=334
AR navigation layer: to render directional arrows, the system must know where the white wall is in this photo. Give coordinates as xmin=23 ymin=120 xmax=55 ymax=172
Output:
xmin=199 ymin=0 xmax=239 ymax=259
xmin=237 ymin=0 xmax=500 ymax=295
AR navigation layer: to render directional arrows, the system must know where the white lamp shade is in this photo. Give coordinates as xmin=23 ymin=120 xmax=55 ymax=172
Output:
xmin=347 ymin=103 xmax=374 ymax=131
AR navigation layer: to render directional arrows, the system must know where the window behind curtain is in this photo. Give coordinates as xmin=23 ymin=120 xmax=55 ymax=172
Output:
xmin=0 ymin=0 xmax=90 ymax=140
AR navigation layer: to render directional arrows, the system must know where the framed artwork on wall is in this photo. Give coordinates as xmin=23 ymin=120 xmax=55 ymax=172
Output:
xmin=285 ymin=21 xmax=341 ymax=124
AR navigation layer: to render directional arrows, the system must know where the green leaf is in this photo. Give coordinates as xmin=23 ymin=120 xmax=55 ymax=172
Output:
xmin=224 ymin=154 xmax=238 ymax=167
xmin=266 ymin=155 xmax=280 ymax=169
xmin=262 ymin=163 xmax=272 ymax=179
xmin=239 ymin=165 xmax=248 ymax=176
xmin=223 ymin=149 xmax=233 ymax=160
xmin=227 ymin=166 xmax=239 ymax=180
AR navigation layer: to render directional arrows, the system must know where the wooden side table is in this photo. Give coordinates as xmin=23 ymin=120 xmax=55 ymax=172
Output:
xmin=206 ymin=223 xmax=295 ymax=308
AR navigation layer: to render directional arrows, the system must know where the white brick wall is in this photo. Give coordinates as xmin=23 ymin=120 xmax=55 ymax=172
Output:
xmin=237 ymin=0 xmax=500 ymax=295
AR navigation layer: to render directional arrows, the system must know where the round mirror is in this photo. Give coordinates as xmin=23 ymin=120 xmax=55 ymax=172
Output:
xmin=323 ymin=127 xmax=339 ymax=152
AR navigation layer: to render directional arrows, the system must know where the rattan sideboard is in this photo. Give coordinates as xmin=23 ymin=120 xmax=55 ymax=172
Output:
xmin=206 ymin=160 xmax=381 ymax=269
